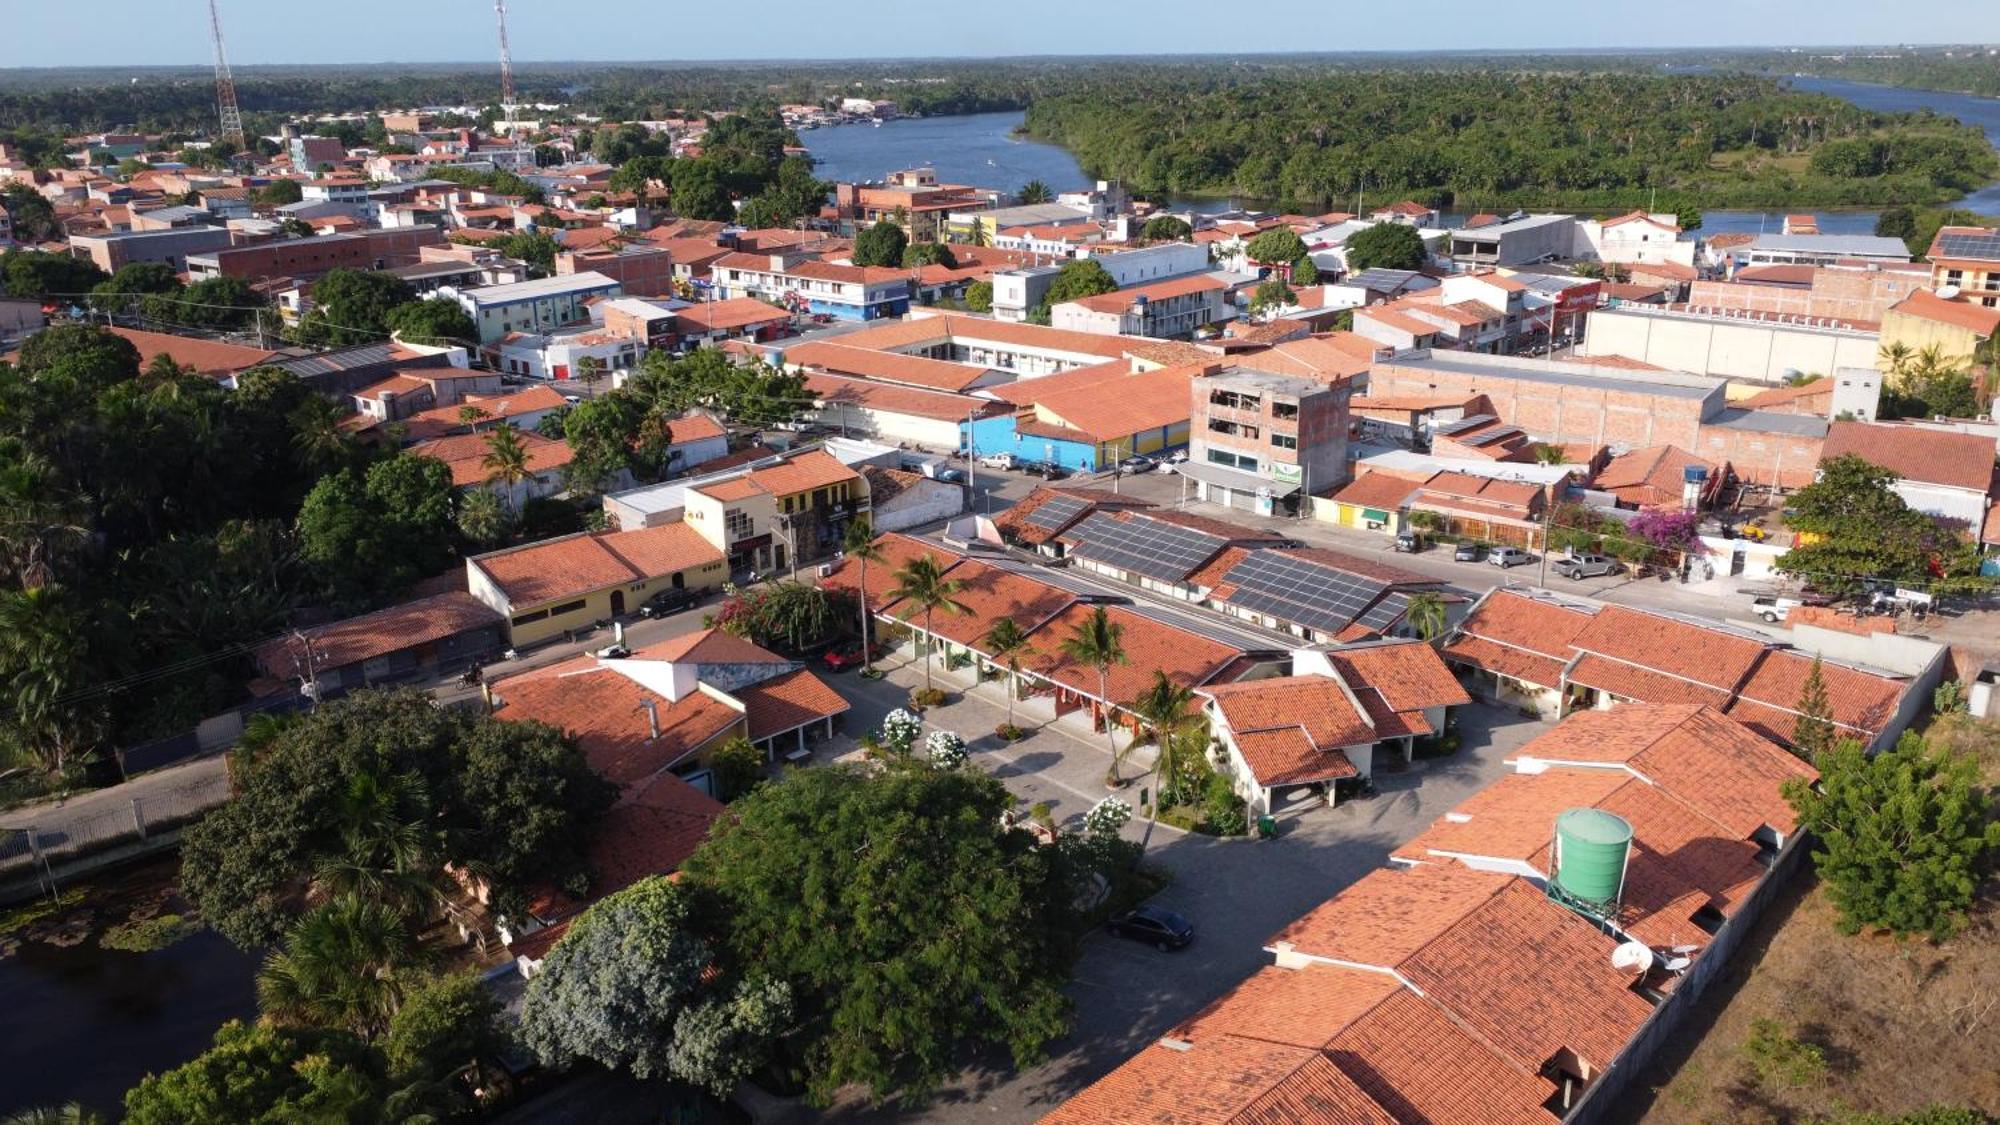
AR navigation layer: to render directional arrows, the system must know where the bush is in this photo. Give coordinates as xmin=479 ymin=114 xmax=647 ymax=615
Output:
xmin=709 ymin=737 xmax=765 ymax=800
xmin=878 ymin=708 xmax=922 ymax=754
xmin=1203 ymin=774 xmax=1247 ymax=836
xmin=995 ymin=723 xmax=1027 ymax=742
xmin=1084 ymin=796 xmax=1133 ymax=836
xmin=1741 ymin=1018 xmax=1828 ymax=1088
xmin=925 ymin=729 xmax=968 ymax=769
xmin=909 ymin=687 xmax=948 ymax=710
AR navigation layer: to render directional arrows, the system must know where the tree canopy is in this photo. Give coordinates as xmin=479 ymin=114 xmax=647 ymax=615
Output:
xmin=852 ymin=220 xmax=910 ymax=268
xmin=122 ymin=1020 xmax=384 ymax=1125
xmin=1042 ymin=258 xmax=1119 ymax=305
xmin=679 ymin=763 xmax=1078 ymax=1102
xmin=521 ymin=876 xmax=791 ymax=1094
xmin=292 ymin=269 xmax=416 ymax=347
xmin=1343 ymin=222 xmax=1429 ymax=272
xmin=1777 ymin=454 xmax=1992 ymax=598
xmin=181 ymin=689 xmax=615 ymax=948
xmin=1243 ymin=227 xmax=1308 ymax=265
xmin=1784 ymin=732 xmax=1999 ymax=940
xmin=384 ymin=297 xmax=477 ymax=346
xmin=1139 ymin=214 xmax=1192 ymax=242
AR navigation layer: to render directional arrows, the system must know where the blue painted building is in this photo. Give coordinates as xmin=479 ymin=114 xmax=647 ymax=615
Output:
xmin=714 ymin=253 xmax=910 ymax=322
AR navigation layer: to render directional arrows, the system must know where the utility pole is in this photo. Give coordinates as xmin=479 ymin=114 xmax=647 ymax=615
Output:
xmin=207 ymin=0 xmax=246 ymax=149
xmin=292 ymin=629 xmax=323 ymax=705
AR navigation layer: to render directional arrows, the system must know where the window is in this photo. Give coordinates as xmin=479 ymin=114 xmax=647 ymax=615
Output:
xmin=1208 ymin=418 xmax=1258 ymax=439
xmin=1207 ymin=449 xmax=1258 ymax=472
xmin=1271 ymin=401 xmax=1299 ymax=420
xmin=548 ymin=599 xmax=588 ymax=618
xmin=725 ymin=509 xmax=754 ymax=540
xmin=1208 ymin=390 xmax=1259 ymax=410
xmin=1271 ymin=433 xmax=1298 ymax=451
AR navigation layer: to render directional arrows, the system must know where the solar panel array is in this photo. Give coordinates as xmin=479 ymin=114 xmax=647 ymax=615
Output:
xmin=1067 ymin=513 xmax=1224 ymax=582
xmin=1357 ymin=591 xmax=1412 ymax=633
xmin=1937 ymin=232 xmax=2000 ymax=261
xmin=1024 ymin=494 xmax=1088 ymax=531
xmin=1222 ymin=552 xmax=1389 ymax=635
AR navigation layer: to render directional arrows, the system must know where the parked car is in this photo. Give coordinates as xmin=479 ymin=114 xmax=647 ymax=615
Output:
xmin=638 ymin=588 xmax=699 ymax=618
xmin=1393 ymin=532 xmax=1425 ymax=553
xmin=1749 ymin=595 xmax=1798 ymax=623
xmin=1165 ymin=448 xmax=1189 ymax=464
xmin=937 ymin=468 xmax=968 ymax=484
xmin=977 ymin=452 xmax=1017 ymax=470
xmin=1119 ymin=454 xmax=1155 ymax=473
xmin=821 ymin=641 xmax=885 ymax=672
xmin=1453 ymin=542 xmax=1486 ymax=562
xmin=1488 ymin=546 xmax=1535 ymax=568
xmin=1041 ymin=465 xmax=1071 ymax=481
xmin=1552 ymin=553 xmax=1622 ymax=580
xmin=1106 ymin=905 xmax=1194 ymax=951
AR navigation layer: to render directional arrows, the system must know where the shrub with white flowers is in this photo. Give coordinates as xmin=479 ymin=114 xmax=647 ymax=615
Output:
xmin=925 ymin=729 xmax=968 ymax=768
xmin=1083 ymin=796 xmax=1133 ymax=837
xmin=878 ymin=708 xmax=923 ymax=755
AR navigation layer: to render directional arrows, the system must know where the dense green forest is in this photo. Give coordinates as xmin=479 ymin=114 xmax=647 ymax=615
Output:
xmin=1020 ymin=71 xmax=1999 ymax=210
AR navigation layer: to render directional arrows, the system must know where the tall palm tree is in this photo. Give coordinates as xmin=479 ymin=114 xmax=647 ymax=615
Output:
xmin=842 ymin=519 xmax=885 ymax=673
xmin=964 ymin=215 xmax=991 ymax=248
xmin=481 ymin=424 xmax=533 ymax=512
xmin=1130 ymin=670 xmax=1195 ymax=806
xmin=0 ymin=452 xmax=88 ymax=589
xmin=288 ymin=395 xmax=352 ymax=476
xmin=457 ymin=405 xmax=490 ymax=434
xmin=258 ymin=895 xmax=422 ymax=1039
xmin=1405 ymin=591 xmax=1449 ymax=644
xmin=2 ymin=1105 xmax=105 ymax=1125
xmin=888 ymin=555 xmax=967 ymax=695
xmin=1060 ymin=607 xmax=1129 ymax=779
xmin=1017 ymin=179 xmax=1054 ymax=205
xmin=982 ymin=617 xmax=1036 ymax=733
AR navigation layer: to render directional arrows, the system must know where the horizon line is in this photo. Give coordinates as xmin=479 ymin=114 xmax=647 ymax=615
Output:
xmin=2 ymin=42 xmax=1995 ymax=72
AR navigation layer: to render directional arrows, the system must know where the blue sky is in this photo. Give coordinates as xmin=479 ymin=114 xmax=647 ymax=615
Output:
xmin=4 ymin=1 xmax=2000 ymax=67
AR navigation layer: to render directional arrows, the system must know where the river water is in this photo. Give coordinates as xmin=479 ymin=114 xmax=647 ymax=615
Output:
xmin=804 ymin=77 xmax=2000 ymax=234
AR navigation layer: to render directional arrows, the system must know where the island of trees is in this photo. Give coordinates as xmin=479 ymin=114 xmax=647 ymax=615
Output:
xmin=1019 ymin=71 xmax=1998 ymax=211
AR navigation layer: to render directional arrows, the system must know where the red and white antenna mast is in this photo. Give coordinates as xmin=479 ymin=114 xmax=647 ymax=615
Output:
xmin=208 ymin=0 xmax=246 ymax=149
xmin=494 ymin=0 xmax=516 ymax=134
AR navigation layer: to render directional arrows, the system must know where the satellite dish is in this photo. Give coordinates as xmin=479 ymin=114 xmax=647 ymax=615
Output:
xmin=1938 ymin=285 xmax=1962 ymax=301
xmin=1610 ymin=940 xmax=1655 ymax=975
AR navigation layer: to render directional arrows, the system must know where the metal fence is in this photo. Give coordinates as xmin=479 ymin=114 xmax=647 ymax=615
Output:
xmin=0 ymin=761 xmax=233 ymax=884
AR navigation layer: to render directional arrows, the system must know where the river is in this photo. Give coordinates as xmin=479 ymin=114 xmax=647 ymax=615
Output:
xmin=804 ymin=77 xmax=2000 ymax=234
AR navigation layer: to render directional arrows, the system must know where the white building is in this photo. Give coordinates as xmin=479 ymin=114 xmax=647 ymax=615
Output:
xmin=439 ymin=271 xmax=623 ymax=344
xmin=1575 ymin=211 xmax=1696 ymax=267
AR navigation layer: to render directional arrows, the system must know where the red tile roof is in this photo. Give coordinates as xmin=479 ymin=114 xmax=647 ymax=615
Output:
xmin=471 ymin=523 xmax=723 ymax=608
xmin=1593 ymin=444 xmax=1714 ymax=506
xmin=254 ymin=590 xmax=499 ymax=679
xmin=672 ymin=297 xmax=791 ymax=333
xmin=1026 ymin=603 xmax=1245 ymax=706
xmin=785 ymin=339 xmax=996 ymax=392
xmin=106 ymin=326 xmax=279 ymax=378
xmin=1822 ymin=420 xmax=1997 ymax=491
xmin=586 ymin=772 xmax=723 ymax=897
xmin=491 ymin=658 xmax=743 ymax=786
xmin=735 ymin=667 xmax=850 ymax=741
xmin=1888 ymin=288 xmax=2000 ymax=337
xmin=805 ymin=370 xmax=1009 ymax=423
xmin=881 ymin=557 xmax=1076 ymax=648
xmin=1328 ymin=471 xmax=1423 ymax=510
xmin=818 ymin=532 xmax=963 ymax=614
xmin=409 ymin=429 xmax=573 ymax=488
xmin=992 ymin=486 xmax=1153 ymax=546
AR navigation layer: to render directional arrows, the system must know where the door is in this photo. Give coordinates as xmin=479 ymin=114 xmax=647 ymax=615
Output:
xmin=610 ymin=590 xmax=626 ymax=616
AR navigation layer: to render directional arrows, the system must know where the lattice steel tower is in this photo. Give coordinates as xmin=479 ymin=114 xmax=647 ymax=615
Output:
xmin=495 ymin=0 xmax=516 ymax=133
xmin=207 ymin=0 xmax=246 ymax=149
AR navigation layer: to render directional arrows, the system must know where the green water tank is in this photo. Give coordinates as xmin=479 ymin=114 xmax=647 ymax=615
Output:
xmin=1553 ymin=808 xmax=1633 ymax=909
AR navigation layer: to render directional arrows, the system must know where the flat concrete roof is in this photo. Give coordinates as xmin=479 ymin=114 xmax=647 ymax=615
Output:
xmin=1702 ymin=407 xmax=1831 ymax=438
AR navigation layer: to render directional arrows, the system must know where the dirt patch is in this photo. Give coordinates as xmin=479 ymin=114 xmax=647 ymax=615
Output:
xmin=1625 ymin=716 xmax=2000 ymax=1123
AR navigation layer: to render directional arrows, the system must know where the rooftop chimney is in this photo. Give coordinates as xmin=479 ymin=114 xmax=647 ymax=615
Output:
xmin=641 ymin=698 xmax=659 ymax=740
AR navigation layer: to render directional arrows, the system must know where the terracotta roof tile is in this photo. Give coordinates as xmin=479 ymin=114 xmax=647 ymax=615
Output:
xmin=409 ymin=429 xmax=573 ymax=488
xmin=819 ymin=532 xmax=963 ymax=614
xmin=1328 ymin=471 xmax=1423 ymax=510
xmin=1323 ymin=988 xmax=1555 ymax=1125
xmin=471 ymin=523 xmax=723 ymax=608
xmin=785 ymin=339 xmax=996 ymax=392
xmin=735 ymin=667 xmax=850 ymax=741
xmin=1888 ymin=288 xmax=2000 ymax=338
xmin=639 ymin=628 xmax=789 ymax=665
xmin=1324 ymin=640 xmax=1473 ymax=715
xmin=806 ymin=370 xmax=1008 ymax=423
xmin=586 ymin=773 xmax=723 ymax=896
xmin=106 ymin=326 xmax=279 ymax=378
xmin=672 ymin=297 xmax=791 ymax=333
xmin=992 ymin=486 xmax=1153 ymax=546
xmin=1269 ymin=862 xmax=1514 ymax=966
xmin=745 ymin=448 xmax=859 ymax=498
xmin=254 ymin=590 xmax=500 ymax=678
xmin=491 ymin=658 xmax=742 ymax=786
xmin=882 ymin=557 xmax=1076 ymax=647
xmin=1040 ymin=1030 xmax=1394 ymax=1125
xmin=1593 ymin=444 xmax=1713 ymax=506
xmin=1822 ymin=420 xmax=1997 ymax=492
xmin=1027 ymin=603 xmax=1245 ymax=706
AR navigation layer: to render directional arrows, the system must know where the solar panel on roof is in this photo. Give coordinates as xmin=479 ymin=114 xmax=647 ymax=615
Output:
xmin=1357 ymin=592 xmax=1412 ymax=632
xmin=1024 ymin=494 xmax=1088 ymax=531
xmin=1221 ymin=552 xmax=1391 ymax=634
xmin=1066 ymin=512 xmax=1224 ymax=582
xmin=1937 ymin=232 xmax=2000 ymax=261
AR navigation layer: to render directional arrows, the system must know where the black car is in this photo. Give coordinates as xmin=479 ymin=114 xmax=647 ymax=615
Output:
xmin=637 ymin=589 xmax=698 ymax=618
xmin=1107 ymin=905 xmax=1194 ymax=951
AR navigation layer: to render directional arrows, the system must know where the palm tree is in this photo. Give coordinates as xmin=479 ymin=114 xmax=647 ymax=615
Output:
xmin=964 ymin=215 xmax=991 ymax=248
xmin=1877 ymin=340 xmax=1915 ymax=383
xmin=258 ymin=895 xmax=422 ymax=1039
xmin=1532 ymin=443 xmax=1566 ymax=466
xmin=842 ymin=519 xmax=885 ymax=673
xmin=481 ymin=423 xmax=533 ymax=512
xmin=310 ymin=771 xmax=444 ymax=923
xmin=289 ymin=395 xmax=352 ymax=476
xmin=457 ymin=404 xmax=490 ymax=434
xmin=2 ymin=1105 xmax=105 ymax=1125
xmin=0 ymin=452 xmax=87 ymax=589
xmin=888 ymin=555 xmax=967 ymax=695
xmin=982 ymin=618 xmax=1036 ymax=734
xmin=1130 ymin=670 xmax=1195 ymax=807
xmin=0 ymin=586 xmax=94 ymax=776
xmin=1405 ymin=591 xmax=1449 ymax=644
xmin=1060 ymin=607 xmax=1129 ymax=780
xmin=1017 ymin=179 xmax=1054 ymax=205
